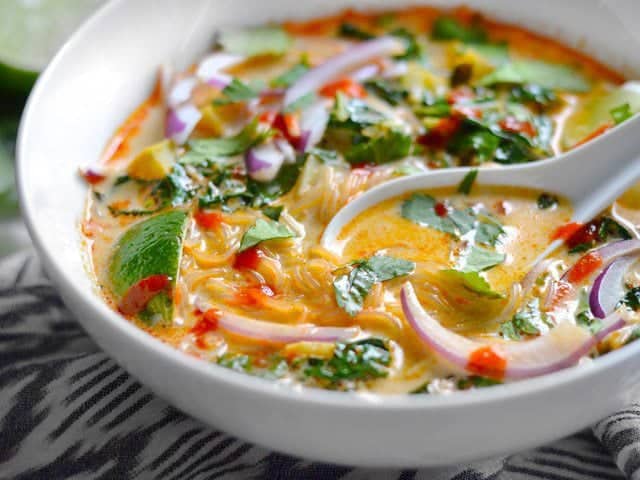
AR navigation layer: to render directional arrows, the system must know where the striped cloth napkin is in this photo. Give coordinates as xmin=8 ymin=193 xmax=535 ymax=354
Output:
xmin=0 ymin=249 xmax=632 ymax=479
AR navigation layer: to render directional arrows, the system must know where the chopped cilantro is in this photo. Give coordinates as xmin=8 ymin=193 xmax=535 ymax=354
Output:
xmin=440 ymin=269 xmax=504 ymax=298
xmin=334 ymin=255 xmax=414 ymax=316
xmin=575 ymin=288 xmax=603 ymax=334
xmin=457 ymin=376 xmax=501 ymax=389
xmin=213 ymin=78 xmax=263 ymax=105
xmin=338 ymin=22 xmax=375 ymax=40
xmin=184 ymin=121 xmax=261 ymax=161
xmin=271 ymin=61 xmax=310 ymax=88
xmin=432 ymin=16 xmax=487 ymax=43
xmin=364 ymin=79 xmax=407 ymax=106
xmin=457 ymin=168 xmax=478 ymax=194
xmin=459 ymin=245 xmax=505 ymax=272
xmin=283 ymin=92 xmax=316 ymax=113
xmin=500 ymin=298 xmax=548 ymax=340
xmin=510 ymin=84 xmax=557 ymax=106
xmin=610 ymin=102 xmax=633 ymax=125
xmin=246 ymin=154 xmax=305 ymax=206
xmin=303 ymin=338 xmax=391 ymax=384
xmin=238 ymin=218 xmax=295 ymax=252
xmin=537 ymin=192 xmax=558 ymax=210
xmin=330 ymin=93 xmax=387 ymax=128
xmin=622 ymin=287 xmax=640 ymax=312
xmin=262 ymin=205 xmax=283 ymax=221
xmin=307 ymin=147 xmax=339 ymax=164
xmin=389 ymin=27 xmax=423 ymax=61
xmin=345 ymin=130 xmax=413 ymax=165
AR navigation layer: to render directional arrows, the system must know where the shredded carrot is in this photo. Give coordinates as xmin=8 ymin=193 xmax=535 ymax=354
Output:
xmin=573 ymin=123 xmax=612 ymax=149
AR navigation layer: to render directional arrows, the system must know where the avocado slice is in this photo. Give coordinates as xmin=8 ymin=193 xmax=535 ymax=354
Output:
xmin=108 ymin=210 xmax=188 ymax=325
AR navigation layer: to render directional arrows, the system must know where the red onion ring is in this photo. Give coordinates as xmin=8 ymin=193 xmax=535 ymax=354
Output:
xmin=589 ymin=255 xmax=637 ymax=318
xmin=219 ymin=311 xmax=360 ymax=343
xmin=166 ymin=104 xmax=202 ymax=145
xmin=245 ymin=142 xmax=286 ymax=182
xmin=284 ymin=36 xmax=405 ymax=108
xmin=400 ymin=282 xmax=626 ymax=380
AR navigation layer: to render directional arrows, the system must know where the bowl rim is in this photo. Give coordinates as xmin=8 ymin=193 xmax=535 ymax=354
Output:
xmin=16 ymin=0 xmax=640 ymax=411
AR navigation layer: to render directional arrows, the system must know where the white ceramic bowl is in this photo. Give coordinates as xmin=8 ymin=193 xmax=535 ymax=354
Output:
xmin=17 ymin=0 xmax=640 ymax=467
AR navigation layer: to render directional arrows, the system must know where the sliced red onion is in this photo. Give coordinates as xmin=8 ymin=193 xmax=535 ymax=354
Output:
xmin=382 ymin=61 xmax=408 ymax=78
xmin=590 ymin=256 xmax=638 ymax=318
xmin=298 ymin=101 xmax=330 ymax=152
xmin=219 ymin=311 xmax=359 ymax=343
xmin=168 ymin=77 xmax=198 ymax=108
xmin=274 ymin=138 xmax=297 ymax=164
xmin=205 ymin=72 xmax=232 ymax=90
xmin=400 ymin=282 xmax=626 ymax=380
xmin=196 ymin=53 xmax=245 ymax=82
xmin=166 ymin=104 xmax=202 ymax=145
xmin=284 ymin=36 xmax=405 ymax=107
xmin=350 ymin=63 xmax=380 ymax=82
xmin=245 ymin=142 xmax=285 ymax=182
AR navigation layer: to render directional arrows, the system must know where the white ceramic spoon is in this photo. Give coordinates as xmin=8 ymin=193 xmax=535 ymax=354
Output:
xmin=321 ymin=113 xmax=640 ymax=259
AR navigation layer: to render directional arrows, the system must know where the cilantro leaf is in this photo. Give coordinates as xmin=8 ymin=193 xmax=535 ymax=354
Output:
xmin=510 ymin=84 xmax=557 ymax=106
xmin=457 ymin=168 xmax=478 ymax=194
xmin=610 ymin=102 xmax=633 ymax=125
xmin=401 ymin=193 xmax=475 ymax=237
xmin=246 ymin=154 xmax=304 ymax=206
xmin=330 ymin=93 xmax=387 ymax=129
xmin=432 ymin=16 xmax=487 ymax=43
xmin=219 ymin=27 xmax=292 ymax=57
xmin=262 ymin=205 xmax=283 ymax=221
xmin=345 ymin=130 xmax=413 ymax=165
xmin=500 ymin=298 xmax=548 ymax=340
xmin=440 ymin=269 xmax=504 ymax=298
xmin=622 ymin=287 xmax=640 ymax=312
xmin=334 ymin=255 xmax=415 ymax=316
xmin=184 ymin=121 xmax=260 ymax=161
xmin=575 ymin=288 xmax=603 ymax=334
xmin=238 ymin=218 xmax=295 ymax=251
xmin=474 ymin=213 xmax=505 ymax=246
xmin=389 ymin=27 xmax=423 ymax=61
xmin=213 ymin=78 xmax=263 ymax=105
xmin=459 ymin=245 xmax=505 ymax=272
xmin=364 ymin=79 xmax=407 ymax=106
xmin=303 ymin=338 xmax=391 ymax=385
xmin=338 ymin=22 xmax=375 ymax=40
xmin=480 ymin=60 xmax=590 ymax=92
xmin=537 ymin=192 xmax=558 ymax=209
xmin=271 ymin=61 xmax=309 ymax=88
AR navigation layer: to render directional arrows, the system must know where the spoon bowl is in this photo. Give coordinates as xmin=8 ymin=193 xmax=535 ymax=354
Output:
xmin=322 ymin=107 xmax=640 ymax=254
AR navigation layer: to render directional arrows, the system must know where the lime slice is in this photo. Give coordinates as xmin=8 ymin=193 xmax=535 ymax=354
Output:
xmin=0 ymin=0 xmax=103 ymax=94
xmin=563 ymin=82 xmax=640 ymax=148
xmin=109 ymin=211 xmax=189 ymax=325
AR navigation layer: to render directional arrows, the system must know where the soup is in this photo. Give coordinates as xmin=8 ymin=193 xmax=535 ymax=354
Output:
xmin=82 ymin=6 xmax=640 ymax=393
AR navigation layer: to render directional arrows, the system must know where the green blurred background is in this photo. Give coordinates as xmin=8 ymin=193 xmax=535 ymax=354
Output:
xmin=0 ymin=0 xmax=104 ymax=256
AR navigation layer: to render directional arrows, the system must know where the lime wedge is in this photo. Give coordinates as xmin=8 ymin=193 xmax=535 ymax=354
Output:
xmin=0 ymin=0 xmax=103 ymax=94
xmin=109 ymin=211 xmax=189 ymax=325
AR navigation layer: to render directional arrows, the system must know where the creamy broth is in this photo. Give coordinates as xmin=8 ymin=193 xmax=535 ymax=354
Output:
xmin=83 ymin=6 xmax=640 ymax=394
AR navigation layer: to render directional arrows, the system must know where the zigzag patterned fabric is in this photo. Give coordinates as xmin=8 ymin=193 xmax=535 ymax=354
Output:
xmin=0 ymin=250 xmax=629 ymax=479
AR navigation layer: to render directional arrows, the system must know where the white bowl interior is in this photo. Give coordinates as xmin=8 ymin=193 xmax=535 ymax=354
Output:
xmin=16 ymin=0 xmax=640 ymax=467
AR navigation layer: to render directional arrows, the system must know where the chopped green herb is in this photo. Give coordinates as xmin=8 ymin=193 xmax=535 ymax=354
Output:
xmin=474 ymin=213 xmax=505 ymax=246
xmin=334 ymin=255 xmax=414 ymax=316
xmin=246 ymin=154 xmax=305 ymax=206
xmin=510 ymin=84 xmax=557 ymax=106
xmin=284 ymin=92 xmax=317 ymax=113
xmin=440 ymin=269 xmax=504 ymax=298
xmin=303 ymin=338 xmax=391 ymax=384
xmin=219 ymin=27 xmax=292 ymax=57
xmin=307 ymin=147 xmax=340 ymax=164
xmin=271 ymin=61 xmax=310 ymax=88
xmin=184 ymin=121 xmax=261 ymax=161
xmin=610 ymin=102 xmax=633 ymax=125
xmin=622 ymin=287 xmax=640 ymax=312
xmin=389 ymin=27 xmax=423 ymax=61
xmin=345 ymin=130 xmax=413 ymax=165
xmin=330 ymin=93 xmax=387 ymax=128
xmin=400 ymin=193 xmax=474 ymax=237
xmin=238 ymin=218 xmax=295 ymax=252
xmin=537 ymin=192 xmax=558 ymax=210
xmin=338 ymin=22 xmax=375 ymax=40
xmin=500 ymin=298 xmax=548 ymax=340
xmin=459 ymin=245 xmax=505 ymax=272
xmin=364 ymin=79 xmax=407 ymax=106
xmin=151 ymin=163 xmax=198 ymax=208
xmin=480 ymin=60 xmax=590 ymax=92
xmin=213 ymin=78 xmax=263 ymax=105
xmin=457 ymin=168 xmax=478 ymax=194
xmin=262 ymin=205 xmax=283 ymax=221
xmin=457 ymin=376 xmax=501 ymax=389
xmin=432 ymin=16 xmax=487 ymax=43
xmin=575 ymin=288 xmax=603 ymax=334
